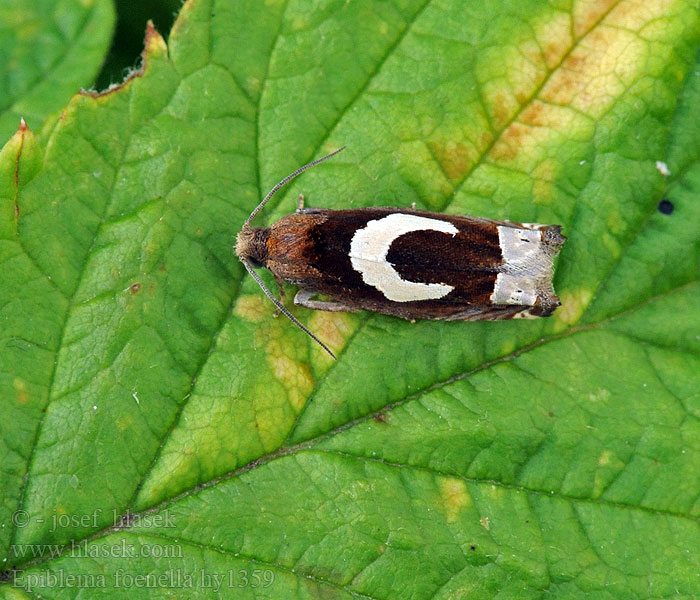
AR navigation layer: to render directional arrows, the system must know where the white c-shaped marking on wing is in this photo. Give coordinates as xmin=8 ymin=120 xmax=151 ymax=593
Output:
xmin=349 ymin=213 xmax=458 ymax=302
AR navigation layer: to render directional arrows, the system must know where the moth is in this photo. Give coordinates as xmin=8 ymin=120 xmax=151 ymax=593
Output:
xmin=236 ymin=148 xmax=566 ymax=359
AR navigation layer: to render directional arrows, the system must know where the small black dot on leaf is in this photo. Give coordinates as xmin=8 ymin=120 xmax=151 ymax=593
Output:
xmin=658 ymin=199 xmax=674 ymax=215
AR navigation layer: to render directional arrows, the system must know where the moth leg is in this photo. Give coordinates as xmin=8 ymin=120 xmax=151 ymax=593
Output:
xmin=296 ymin=193 xmax=305 ymax=212
xmin=272 ymin=273 xmax=286 ymax=318
xmin=294 ymin=289 xmax=361 ymax=313
xmin=445 ymin=305 xmax=534 ymax=321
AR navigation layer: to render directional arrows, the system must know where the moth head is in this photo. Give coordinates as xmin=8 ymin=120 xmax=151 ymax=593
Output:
xmin=235 ymin=225 xmax=268 ymax=267
xmin=233 ymin=146 xmax=346 ymax=361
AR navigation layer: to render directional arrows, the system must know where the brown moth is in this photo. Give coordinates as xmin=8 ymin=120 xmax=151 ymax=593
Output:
xmin=236 ymin=148 xmax=565 ymax=359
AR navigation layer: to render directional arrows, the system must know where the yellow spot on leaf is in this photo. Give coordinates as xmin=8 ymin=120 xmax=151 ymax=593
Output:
xmin=532 ymin=158 xmax=559 ymax=204
xmin=598 ymin=449 xmax=613 ymax=466
xmin=439 ymin=477 xmax=471 ymax=523
xmin=545 ymin=29 xmax=644 ymax=118
xmin=604 ymin=0 xmax=675 ymax=33
xmin=290 ymin=15 xmax=309 ymax=31
xmin=234 ymin=294 xmax=268 ymax=323
xmin=555 ymin=289 xmax=593 ymax=330
xmin=545 ymin=0 xmax=676 ymax=119
xmin=593 ymin=448 xmax=625 ymax=497
xmin=13 ymin=378 xmax=29 ymax=404
xmin=589 ymin=388 xmax=611 ymax=403
xmin=116 ymin=416 xmax=132 ymax=431
xmin=486 ymin=0 xmax=674 ymax=172
xmin=144 ymin=451 xmax=188 ymax=499
xmin=500 ymin=339 xmax=516 ymax=356
xmin=266 ymin=340 xmax=313 ymax=413
xmin=308 ymin=311 xmax=355 ymax=359
xmin=592 ymin=472 xmax=607 ymax=497
xmin=246 ymin=76 xmax=261 ymax=95
xmin=480 ymin=516 xmax=490 ymax=531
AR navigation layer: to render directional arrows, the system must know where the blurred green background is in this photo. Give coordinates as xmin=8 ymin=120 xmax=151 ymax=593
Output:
xmin=96 ymin=0 xmax=180 ymax=89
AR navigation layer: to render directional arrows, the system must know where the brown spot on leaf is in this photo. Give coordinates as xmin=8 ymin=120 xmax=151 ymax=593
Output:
xmin=427 ymin=140 xmax=474 ymax=180
xmin=543 ymin=67 xmax=576 ymax=104
xmin=491 ymin=123 xmax=527 ymax=161
xmin=564 ymin=52 xmax=585 ymax=71
xmin=130 ymin=283 xmax=141 ymax=294
xmin=490 ymin=141 xmax=516 ymax=162
xmin=587 ymin=27 xmax=607 ymax=46
xmin=574 ymin=0 xmax=617 ymax=38
xmin=514 ymin=89 xmax=530 ymax=105
xmin=490 ymin=93 xmax=512 ymax=129
xmin=544 ymin=41 xmax=566 ymax=67
xmin=535 ymin=11 xmax=573 ymax=69
xmin=521 ymin=102 xmax=544 ymax=127
xmin=541 ymin=17 xmax=649 ymax=119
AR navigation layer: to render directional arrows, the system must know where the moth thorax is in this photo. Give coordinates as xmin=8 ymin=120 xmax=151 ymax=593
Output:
xmin=235 ymin=226 xmax=270 ymax=266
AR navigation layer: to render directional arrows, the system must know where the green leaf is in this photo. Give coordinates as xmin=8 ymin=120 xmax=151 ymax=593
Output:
xmin=2 ymin=0 xmax=700 ymax=597
xmin=0 ymin=0 xmax=115 ymax=143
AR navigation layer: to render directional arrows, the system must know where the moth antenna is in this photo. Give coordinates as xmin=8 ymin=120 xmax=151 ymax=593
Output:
xmin=240 ymin=258 xmax=337 ymax=360
xmin=244 ymin=146 xmax=346 ymax=228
